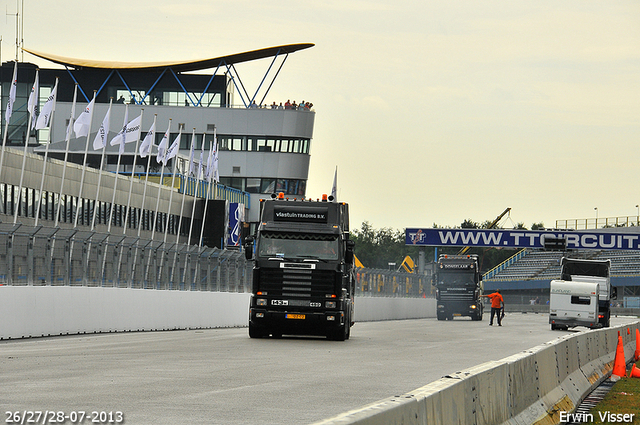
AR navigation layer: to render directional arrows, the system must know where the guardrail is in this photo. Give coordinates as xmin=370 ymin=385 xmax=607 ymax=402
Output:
xmin=313 ymin=322 xmax=640 ymax=425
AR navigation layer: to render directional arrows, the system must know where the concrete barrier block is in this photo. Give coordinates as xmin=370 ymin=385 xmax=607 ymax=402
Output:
xmin=311 ymin=392 xmax=420 ymax=425
xmin=413 ymin=377 xmax=468 ymax=425
xmin=576 ymin=330 xmax=607 ymax=386
xmin=502 ymin=351 xmax=541 ymax=421
xmin=456 ymin=361 xmax=511 ymax=425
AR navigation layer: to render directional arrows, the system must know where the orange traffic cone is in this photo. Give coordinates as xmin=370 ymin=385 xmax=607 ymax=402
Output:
xmin=612 ymin=335 xmax=626 ymax=380
xmin=635 ymin=329 xmax=640 ymax=362
xmin=630 ymin=364 xmax=640 ymax=379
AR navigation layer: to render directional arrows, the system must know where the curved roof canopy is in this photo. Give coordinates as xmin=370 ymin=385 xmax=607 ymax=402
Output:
xmin=23 ymin=43 xmax=314 ymax=72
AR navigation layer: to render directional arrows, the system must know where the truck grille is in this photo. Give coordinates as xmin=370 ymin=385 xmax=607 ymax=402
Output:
xmin=440 ymin=292 xmax=475 ymax=302
xmin=259 ymin=268 xmax=335 ymax=298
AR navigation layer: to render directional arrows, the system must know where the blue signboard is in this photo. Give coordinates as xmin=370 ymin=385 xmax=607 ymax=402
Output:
xmin=405 ymin=228 xmax=640 ymax=250
xmin=226 ymin=203 xmax=245 ymax=248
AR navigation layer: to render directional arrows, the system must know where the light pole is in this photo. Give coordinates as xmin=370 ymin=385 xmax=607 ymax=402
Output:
xmin=636 ymin=204 xmax=638 ymax=226
xmin=594 ymin=207 xmax=598 ymax=229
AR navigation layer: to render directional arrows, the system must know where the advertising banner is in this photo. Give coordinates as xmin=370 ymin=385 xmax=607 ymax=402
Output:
xmin=227 ymin=203 xmax=245 ymax=247
xmin=405 ymin=228 xmax=640 ymax=250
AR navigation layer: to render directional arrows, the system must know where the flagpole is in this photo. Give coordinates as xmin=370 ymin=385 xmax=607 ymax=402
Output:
xmin=73 ymin=91 xmax=97 ymax=228
xmin=14 ymin=71 xmax=41 ymax=223
xmin=183 ymin=140 xmax=205 ymax=284
xmin=167 ymin=128 xmax=191 ymax=287
xmin=34 ymin=77 xmax=59 ymax=227
xmin=151 ymin=119 xmax=170 ymax=241
xmin=122 ymin=109 xmax=144 ymax=234
xmin=186 ymin=142 xmax=204 ymax=245
xmin=175 ymin=129 xmax=195 ymax=246
xmin=107 ymin=104 xmax=128 ymax=233
xmin=131 ymin=114 xmax=156 ymax=287
xmin=90 ymin=98 xmax=112 ymax=230
xmin=198 ymin=140 xmax=214 ymax=248
xmin=54 ymin=84 xmax=78 ymax=228
xmin=146 ymin=119 xmax=171 ymax=286
xmin=137 ymin=114 xmax=156 ymax=237
xmin=0 ymin=61 xmax=18 ymax=203
xmin=161 ymin=128 xmax=182 ymax=245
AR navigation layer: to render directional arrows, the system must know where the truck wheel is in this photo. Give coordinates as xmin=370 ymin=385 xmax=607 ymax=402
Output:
xmin=345 ymin=311 xmax=351 ymax=340
xmin=327 ymin=325 xmax=347 ymax=341
xmin=249 ymin=322 xmax=265 ymax=338
xmin=437 ymin=312 xmax=445 ymax=321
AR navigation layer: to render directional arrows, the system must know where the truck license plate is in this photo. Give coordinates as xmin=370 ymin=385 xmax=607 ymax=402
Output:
xmin=285 ymin=314 xmax=305 ymax=320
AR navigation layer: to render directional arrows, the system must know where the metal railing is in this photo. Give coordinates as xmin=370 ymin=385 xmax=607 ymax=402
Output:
xmin=0 ymin=223 xmax=252 ymax=292
xmin=0 ymin=222 xmax=430 ymax=298
xmin=556 ymin=215 xmax=640 ymax=230
xmin=354 ymin=268 xmax=432 ymax=298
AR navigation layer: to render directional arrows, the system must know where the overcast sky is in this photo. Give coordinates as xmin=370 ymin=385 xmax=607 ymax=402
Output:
xmin=3 ymin=0 xmax=640 ymax=231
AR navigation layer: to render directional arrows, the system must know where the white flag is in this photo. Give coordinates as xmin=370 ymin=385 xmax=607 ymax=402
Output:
xmin=156 ymin=121 xmax=170 ymax=164
xmin=139 ymin=119 xmax=155 ymax=158
xmin=74 ymin=96 xmax=95 ymax=138
xmin=35 ymin=79 xmax=58 ymax=130
xmin=330 ymin=166 xmax=337 ymax=201
xmin=164 ymin=131 xmax=181 ymax=165
xmin=188 ymin=132 xmax=196 ymax=176
xmin=213 ymin=139 xmax=219 ymax=183
xmin=205 ymin=141 xmax=214 ymax=181
xmin=110 ymin=112 xmax=141 ymax=154
xmin=93 ymin=102 xmax=111 ymax=150
xmin=198 ymin=147 xmax=204 ymax=179
xmin=65 ymin=85 xmax=78 ymax=141
xmin=27 ymin=70 xmax=39 ymax=128
xmin=5 ymin=61 xmax=18 ymax=122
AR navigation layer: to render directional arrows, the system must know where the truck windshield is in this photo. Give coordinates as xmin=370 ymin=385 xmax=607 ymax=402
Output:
xmin=257 ymin=232 xmax=339 ymax=261
xmin=438 ymin=271 xmax=476 ymax=287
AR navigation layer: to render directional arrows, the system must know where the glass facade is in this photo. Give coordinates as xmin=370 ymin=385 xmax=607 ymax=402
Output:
xmin=219 ymin=177 xmax=306 ymax=196
xmin=218 ymin=136 xmax=310 ymax=154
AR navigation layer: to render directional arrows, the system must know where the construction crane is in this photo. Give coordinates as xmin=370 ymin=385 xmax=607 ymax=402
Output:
xmin=458 ymin=207 xmax=511 ymax=255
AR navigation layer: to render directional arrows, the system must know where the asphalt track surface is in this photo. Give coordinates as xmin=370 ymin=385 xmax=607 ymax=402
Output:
xmin=2 ymin=313 xmax=636 ymax=425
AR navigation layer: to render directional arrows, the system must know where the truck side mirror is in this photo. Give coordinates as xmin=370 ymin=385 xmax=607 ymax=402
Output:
xmin=244 ymin=236 xmax=254 ymax=261
xmin=345 ymin=239 xmax=355 ymax=265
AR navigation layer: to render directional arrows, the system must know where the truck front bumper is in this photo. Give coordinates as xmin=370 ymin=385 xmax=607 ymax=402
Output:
xmin=250 ymin=308 xmax=346 ymax=335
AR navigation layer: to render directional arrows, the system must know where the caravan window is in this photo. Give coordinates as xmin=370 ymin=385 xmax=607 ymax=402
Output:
xmin=571 ymin=296 xmax=591 ymax=305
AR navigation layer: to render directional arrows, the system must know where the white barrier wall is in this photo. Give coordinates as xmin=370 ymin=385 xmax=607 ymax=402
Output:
xmin=354 ymin=296 xmax=436 ymax=322
xmin=0 ymin=286 xmax=435 ymax=340
xmin=312 ymin=322 xmax=640 ymax=425
xmin=0 ymin=286 xmax=252 ymax=339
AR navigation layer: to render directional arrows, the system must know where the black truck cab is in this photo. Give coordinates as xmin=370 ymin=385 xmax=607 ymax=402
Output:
xmin=245 ymin=193 xmax=355 ymax=340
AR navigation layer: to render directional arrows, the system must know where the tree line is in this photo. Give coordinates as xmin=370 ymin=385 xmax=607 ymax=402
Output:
xmin=350 ymin=219 xmax=545 ymax=273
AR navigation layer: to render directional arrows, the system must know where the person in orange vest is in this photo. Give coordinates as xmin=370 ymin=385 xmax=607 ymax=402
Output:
xmin=481 ymin=290 xmax=504 ymax=326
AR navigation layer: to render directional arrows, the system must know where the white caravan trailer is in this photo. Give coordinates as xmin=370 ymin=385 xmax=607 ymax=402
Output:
xmin=549 ymin=280 xmax=599 ymax=330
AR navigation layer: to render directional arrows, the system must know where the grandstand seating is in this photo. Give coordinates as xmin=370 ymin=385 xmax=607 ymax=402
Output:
xmin=485 ymin=249 xmax=640 ymax=282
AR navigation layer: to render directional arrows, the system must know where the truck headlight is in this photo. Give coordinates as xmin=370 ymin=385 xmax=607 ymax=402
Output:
xmin=326 ymin=301 xmax=336 ymax=308
xmin=470 ymin=305 xmax=477 ymax=309
xmin=257 ymin=298 xmax=267 ymax=306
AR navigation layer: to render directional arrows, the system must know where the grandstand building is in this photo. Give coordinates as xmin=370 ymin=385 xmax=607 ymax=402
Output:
xmin=483 ymin=237 xmax=640 ymax=308
xmin=0 ymin=44 xmax=315 ymax=246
